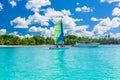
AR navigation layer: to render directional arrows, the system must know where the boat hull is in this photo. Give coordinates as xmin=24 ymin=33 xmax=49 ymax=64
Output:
xmin=49 ymin=47 xmax=69 ymax=50
xmin=73 ymin=43 xmax=99 ymax=47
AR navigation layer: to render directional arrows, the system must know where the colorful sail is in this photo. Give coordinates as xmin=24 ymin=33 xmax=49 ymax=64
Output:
xmin=54 ymin=20 xmax=64 ymax=44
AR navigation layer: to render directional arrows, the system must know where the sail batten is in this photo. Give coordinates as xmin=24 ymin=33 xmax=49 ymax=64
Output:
xmin=54 ymin=20 xmax=64 ymax=44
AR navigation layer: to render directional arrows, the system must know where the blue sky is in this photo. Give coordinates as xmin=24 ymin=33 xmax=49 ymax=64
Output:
xmin=0 ymin=0 xmax=120 ymax=38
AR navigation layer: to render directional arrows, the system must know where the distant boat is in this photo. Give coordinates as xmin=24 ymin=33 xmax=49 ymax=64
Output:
xmin=49 ymin=20 xmax=68 ymax=49
xmin=73 ymin=41 xmax=100 ymax=47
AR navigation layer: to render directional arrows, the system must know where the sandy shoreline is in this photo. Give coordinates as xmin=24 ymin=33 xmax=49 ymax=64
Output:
xmin=0 ymin=45 xmax=71 ymax=47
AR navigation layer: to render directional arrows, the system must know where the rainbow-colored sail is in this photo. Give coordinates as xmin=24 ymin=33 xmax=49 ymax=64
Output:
xmin=54 ymin=20 xmax=64 ymax=44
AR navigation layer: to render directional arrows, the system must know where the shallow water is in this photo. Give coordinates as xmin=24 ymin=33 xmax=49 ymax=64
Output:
xmin=0 ymin=45 xmax=120 ymax=80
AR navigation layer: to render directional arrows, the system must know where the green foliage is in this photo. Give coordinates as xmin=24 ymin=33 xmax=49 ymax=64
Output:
xmin=32 ymin=36 xmax=46 ymax=45
xmin=46 ymin=37 xmax=54 ymax=45
xmin=0 ymin=35 xmax=120 ymax=45
xmin=64 ymin=35 xmax=79 ymax=45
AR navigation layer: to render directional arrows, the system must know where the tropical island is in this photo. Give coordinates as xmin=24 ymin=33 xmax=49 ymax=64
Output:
xmin=0 ymin=35 xmax=120 ymax=45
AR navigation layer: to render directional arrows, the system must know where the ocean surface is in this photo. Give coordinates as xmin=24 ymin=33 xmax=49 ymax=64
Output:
xmin=0 ymin=45 xmax=120 ymax=80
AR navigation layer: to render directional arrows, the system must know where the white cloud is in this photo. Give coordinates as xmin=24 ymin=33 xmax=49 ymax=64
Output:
xmin=29 ymin=26 xmax=54 ymax=37
xmin=27 ymin=8 xmax=84 ymax=37
xmin=62 ymin=16 xmax=81 ymax=30
xmin=28 ymin=25 xmax=93 ymax=38
xmin=9 ymin=0 xmax=17 ymax=7
xmin=9 ymin=31 xmax=33 ymax=38
xmin=11 ymin=7 xmax=84 ymax=37
xmin=112 ymin=33 xmax=120 ymax=39
xmin=112 ymin=7 xmax=120 ymax=16
xmin=11 ymin=17 xmax=29 ymax=28
xmin=76 ymin=2 xmax=80 ymax=5
xmin=91 ymin=17 xmax=99 ymax=21
xmin=11 ymin=8 xmax=77 ymax=29
xmin=28 ymin=12 xmax=49 ymax=26
xmin=28 ymin=8 xmax=73 ymax=26
xmin=67 ymin=25 xmax=93 ymax=37
xmin=0 ymin=3 xmax=3 ymax=11
xmin=26 ymin=0 xmax=51 ymax=12
xmin=100 ymin=0 xmax=120 ymax=3
xmin=44 ymin=8 xmax=71 ymax=23
xmin=18 ymin=34 xmax=33 ymax=38
xmin=106 ymin=33 xmax=120 ymax=39
xmin=93 ymin=17 xmax=120 ymax=35
xmin=27 ymin=8 xmax=83 ymax=37
xmin=74 ymin=31 xmax=93 ymax=38
xmin=44 ymin=8 xmax=81 ymax=29
xmin=91 ymin=17 xmax=103 ymax=21
xmin=100 ymin=0 xmax=105 ymax=2
xmin=75 ymin=6 xmax=93 ymax=12
xmin=9 ymin=31 xmax=19 ymax=36
xmin=75 ymin=7 xmax=81 ymax=12
xmin=0 ymin=29 xmax=7 ymax=35
xmin=24 ymin=34 xmax=33 ymax=38
xmin=118 ymin=2 xmax=120 ymax=6
xmin=29 ymin=26 xmax=39 ymax=32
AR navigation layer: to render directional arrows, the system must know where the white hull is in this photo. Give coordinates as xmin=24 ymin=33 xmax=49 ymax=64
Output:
xmin=49 ymin=47 xmax=69 ymax=50
xmin=73 ymin=43 xmax=99 ymax=47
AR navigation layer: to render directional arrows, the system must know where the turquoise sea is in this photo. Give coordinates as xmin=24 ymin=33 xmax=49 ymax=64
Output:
xmin=0 ymin=45 xmax=120 ymax=80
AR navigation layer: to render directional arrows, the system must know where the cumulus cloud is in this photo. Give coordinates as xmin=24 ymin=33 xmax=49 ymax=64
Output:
xmin=27 ymin=8 xmax=83 ymax=37
xmin=17 ymin=34 xmax=33 ymax=38
xmin=62 ymin=16 xmax=81 ymax=30
xmin=104 ymin=33 xmax=120 ymax=39
xmin=9 ymin=31 xmax=33 ymax=38
xmin=112 ymin=7 xmax=120 ymax=16
xmin=0 ymin=29 xmax=7 ymax=35
xmin=0 ymin=3 xmax=3 ymax=11
xmin=9 ymin=0 xmax=17 ymax=7
xmin=11 ymin=5 xmax=85 ymax=38
xmin=29 ymin=26 xmax=54 ymax=37
xmin=9 ymin=31 xmax=19 ymax=36
xmin=28 ymin=12 xmax=49 ymax=26
xmin=92 ymin=17 xmax=120 ymax=35
xmin=24 ymin=34 xmax=33 ymax=38
xmin=29 ymin=26 xmax=39 ymax=32
xmin=44 ymin=8 xmax=71 ymax=23
xmin=112 ymin=33 xmax=120 ymax=39
xmin=11 ymin=8 xmax=76 ymax=29
xmin=91 ymin=17 xmax=99 ymax=21
xmin=11 ymin=17 xmax=29 ymax=28
xmin=75 ymin=6 xmax=93 ymax=12
xmin=91 ymin=17 xmax=103 ymax=21
xmin=26 ymin=0 xmax=51 ymax=12
xmin=100 ymin=0 xmax=120 ymax=3
xmin=65 ymin=25 xmax=93 ymax=37
xmin=28 ymin=25 xmax=92 ymax=38
xmin=75 ymin=7 xmax=81 ymax=12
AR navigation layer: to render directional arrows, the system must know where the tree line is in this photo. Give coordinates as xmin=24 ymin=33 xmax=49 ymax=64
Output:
xmin=0 ymin=35 xmax=120 ymax=45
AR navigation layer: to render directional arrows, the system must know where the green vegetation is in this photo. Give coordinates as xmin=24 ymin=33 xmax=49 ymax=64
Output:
xmin=0 ymin=35 xmax=120 ymax=45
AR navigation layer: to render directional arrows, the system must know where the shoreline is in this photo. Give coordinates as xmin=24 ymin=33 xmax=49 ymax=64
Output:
xmin=0 ymin=45 xmax=71 ymax=47
xmin=0 ymin=44 xmax=120 ymax=48
xmin=0 ymin=45 xmax=54 ymax=47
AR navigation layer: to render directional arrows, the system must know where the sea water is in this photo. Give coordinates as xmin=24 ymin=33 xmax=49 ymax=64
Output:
xmin=0 ymin=45 xmax=120 ymax=80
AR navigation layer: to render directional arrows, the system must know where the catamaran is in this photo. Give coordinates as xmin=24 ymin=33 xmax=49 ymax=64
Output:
xmin=73 ymin=41 xmax=100 ymax=47
xmin=49 ymin=20 xmax=68 ymax=49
